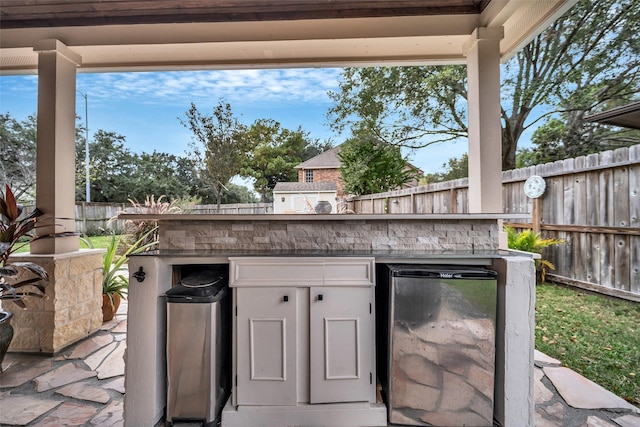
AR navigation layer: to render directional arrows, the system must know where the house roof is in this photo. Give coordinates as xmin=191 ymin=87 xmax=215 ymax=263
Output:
xmin=273 ymin=182 xmax=337 ymax=192
xmin=0 ymin=1 xmax=577 ymax=74
xmin=584 ymin=101 xmax=640 ymax=130
xmin=296 ymin=145 xmax=423 ymax=175
xmin=296 ymin=146 xmax=342 ymax=170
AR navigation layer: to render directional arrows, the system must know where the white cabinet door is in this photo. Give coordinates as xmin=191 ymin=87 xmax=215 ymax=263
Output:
xmin=309 ymin=287 xmax=375 ymax=404
xmin=236 ymin=287 xmax=297 ymax=406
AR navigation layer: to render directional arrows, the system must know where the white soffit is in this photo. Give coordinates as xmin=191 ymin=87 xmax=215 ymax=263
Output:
xmin=485 ymin=0 xmax=579 ymax=62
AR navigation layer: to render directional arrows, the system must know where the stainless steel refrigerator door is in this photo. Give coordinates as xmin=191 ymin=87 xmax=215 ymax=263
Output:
xmin=166 ymin=301 xmax=223 ymax=423
xmin=388 ymin=276 xmax=497 ymax=427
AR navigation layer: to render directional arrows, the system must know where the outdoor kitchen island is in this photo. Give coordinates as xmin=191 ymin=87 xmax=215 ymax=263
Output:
xmin=122 ymin=214 xmax=535 ymax=427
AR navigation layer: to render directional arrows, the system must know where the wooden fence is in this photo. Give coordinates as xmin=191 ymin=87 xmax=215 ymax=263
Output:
xmin=23 ymin=202 xmax=273 ymax=235
xmin=75 ymin=202 xmax=127 ymax=234
xmin=188 ymin=203 xmax=273 ymax=214
xmin=347 ymin=145 xmax=640 ymax=301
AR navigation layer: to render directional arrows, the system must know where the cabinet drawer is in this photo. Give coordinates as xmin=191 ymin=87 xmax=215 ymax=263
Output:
xmin=323 ymin=258 xmax=375 ymax=287
xmin=229 ymin=257 xmax=324 ymax=287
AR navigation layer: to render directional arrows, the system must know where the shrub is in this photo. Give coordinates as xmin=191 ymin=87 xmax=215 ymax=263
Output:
xmin=111 ymin=195 xmax=181 ymax=252
xmin=506 ymin=227 xmax=565 ymax=282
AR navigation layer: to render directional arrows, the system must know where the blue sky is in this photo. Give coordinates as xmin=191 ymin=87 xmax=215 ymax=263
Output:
xmin=0 ymin=68 xmax=469 ymax=182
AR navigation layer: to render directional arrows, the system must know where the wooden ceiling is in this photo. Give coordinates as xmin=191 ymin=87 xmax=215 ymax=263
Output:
xmin=0 ymin=0 xmax=491 ymax=29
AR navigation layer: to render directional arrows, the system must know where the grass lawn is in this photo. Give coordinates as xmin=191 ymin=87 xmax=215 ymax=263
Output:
xmin=535 ymin=282 xmax=640 ymax=405
xmin=79 ymin=234 xmax=117 ymax=250
xmin=13 ymin=234 xmax=117 ymax=254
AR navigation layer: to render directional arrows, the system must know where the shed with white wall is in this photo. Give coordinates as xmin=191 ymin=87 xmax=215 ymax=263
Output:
xmin=273 ymin=182 xmax=337 ymax=214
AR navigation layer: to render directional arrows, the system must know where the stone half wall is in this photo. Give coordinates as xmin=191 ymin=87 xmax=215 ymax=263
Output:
xmin=159 ymin=218 xmax=499 ymax=252
xmin=3 ymin=249 xmax=104 ymax=354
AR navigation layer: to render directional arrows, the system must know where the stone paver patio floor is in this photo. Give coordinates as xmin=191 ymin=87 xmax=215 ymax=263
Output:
xmin=0 ymin=300 xmax=638 ymax=426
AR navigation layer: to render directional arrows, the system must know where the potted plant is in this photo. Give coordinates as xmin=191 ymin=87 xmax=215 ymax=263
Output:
xmin=101 ymin=228 xmax=158 ymax=321
xmin=101 ymin=195 xmax=174 ymax=321
xmin=0 ymin=185 xmax=48 ymax=371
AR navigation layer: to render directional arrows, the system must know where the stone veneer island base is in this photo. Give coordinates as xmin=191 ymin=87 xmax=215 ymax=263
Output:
xmin=122 ymin=214 xmax=535 ymax=427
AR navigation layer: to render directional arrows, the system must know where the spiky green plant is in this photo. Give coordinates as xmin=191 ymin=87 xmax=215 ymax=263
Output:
xmin=505 ymin=227 xmax=565 ymax=282
xmin=102 ymin=227 xmax=158 ymax=305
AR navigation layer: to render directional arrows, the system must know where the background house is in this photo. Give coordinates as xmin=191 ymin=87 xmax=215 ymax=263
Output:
xmin=274 ymin=145 xmax=422 ymax=213
xmin=296 ymin=145 xmax=422 ymax=197
xmin=295 ymin=147 xmax=346 ymax=197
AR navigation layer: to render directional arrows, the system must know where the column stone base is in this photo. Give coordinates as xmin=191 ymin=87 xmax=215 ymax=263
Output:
xmin=2 ymin=249 xmax=104 ymax=354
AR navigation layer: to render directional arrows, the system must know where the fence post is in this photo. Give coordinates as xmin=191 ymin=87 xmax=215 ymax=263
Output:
xmin=532 ymin=198 xmax=540 ymax=234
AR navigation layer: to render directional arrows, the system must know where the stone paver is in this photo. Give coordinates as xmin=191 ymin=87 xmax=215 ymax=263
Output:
xmin=89 ymin=400 xmax=124 ymax=427
xmin=0 ymin=302 xmax=127 ymax=426
xmin=55 ymin=382 xmax=111 ymax=404
xmin=535 ymin=349 xmax=562 ymax=366
xmin=0 ymin=359 xmax=52 ymax=388
xmin=536 ymin=410 xmax=562 ymax=427
xmin=535 ymin=367 xmax=555 ymax=404
xmin=0 ymin=395 xmax=63 ymax=425
xmin=614 ymin=414 xmax=640 ymax=427
xmin=84 ymin=341 xmax=118 ymax=371
xmin=33 ymin=362 xmax=97 ymax=393
xmin=65 ymin=334 xmax=113 ymax=360
xmin=540 ymin=401 xmax=565 ymax=422
xmin=30 ymin=402 xmax=98 ymax=427
xmin=544 ymin=366 xmax=639 ymax=412
xmin=102 ymin=377 xmax=125 ymax=394
xmin=96 ymin=342 xmax=126 ymax=380
xmin=586 ymin=415 xmax=618 ymax=427
xmin=535 ymin=363 xmax=640 ymax=427
xmin=111 ymin=320 xmax=127 ymax=334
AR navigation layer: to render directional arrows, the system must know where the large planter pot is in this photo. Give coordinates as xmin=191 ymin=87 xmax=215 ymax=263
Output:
xmin=102 ymin=293 xmax=122 ymax=322
xmin=0 ymin=310 xmax=14 ymax=372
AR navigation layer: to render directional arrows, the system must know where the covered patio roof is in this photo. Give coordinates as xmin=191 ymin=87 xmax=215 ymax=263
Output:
xmin=585 ymin=101 xmax=640 ymax=130
xmin=1 ymin=0 xmax=577 ymax=73
xmin=0 ymin=0 xmax=578 ymax=254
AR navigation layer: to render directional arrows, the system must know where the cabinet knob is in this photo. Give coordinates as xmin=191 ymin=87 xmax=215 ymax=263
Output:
xmin=283 ymin=295 xmax=289 ymax=302
xmin=318 ymin=294 xmax=323 ymax=301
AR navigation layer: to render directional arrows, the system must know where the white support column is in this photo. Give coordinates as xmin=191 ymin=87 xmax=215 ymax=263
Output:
xmin=31 ymin=39 xmax=81 ymax=254
xmin=492 ymin=255 xmax=536 ymax=427
xmin=464 ymin=27 xmax=503 ymax=214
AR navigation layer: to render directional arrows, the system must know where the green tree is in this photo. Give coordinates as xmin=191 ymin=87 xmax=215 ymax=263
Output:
xmin=328 ymin=66 xmax=467 ymax=151
xmin=181 ymin=101 xmax=248 ymax=211
xmin=220 ymin=183 xmax=259 ymax=204
xmin=127 ymin=151 xmax=192 ymax=201
xmin=240 ymin=119 xmax=328 ymax=202
xmin=328 ymin=0 xmax=640 ymax=171
xmin=515 ymin=147 xmax=538 ymax=168
xmin=520 ymin=115 xmax=640 ymax=166
xmin=301 ymin=138 xmax=333 ymax=163
xmin=76 ymin=130 xmax=137 ymax=202
xmin=0 ymin=113 xmax=37 ymax=200
xmin=423 ymin=154 xmax=469 ymax=183
xmin=338 ymin=134 xmax=417 ymax=196
xmin=171 ymin=156 xmax=211 ymax=203
xmin=2 ymin=112 xmax=196 ymax=204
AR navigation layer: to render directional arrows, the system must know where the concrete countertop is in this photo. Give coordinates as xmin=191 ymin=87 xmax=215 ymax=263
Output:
xmin=129 ymin=249 xmax=533 ymax=266
xmin=120 ymin=213 xmax=531 ymax=221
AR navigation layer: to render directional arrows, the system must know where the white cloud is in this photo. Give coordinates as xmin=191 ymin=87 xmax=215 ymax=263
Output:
xmin=78 ymin=68 xmax=342 ymax=107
